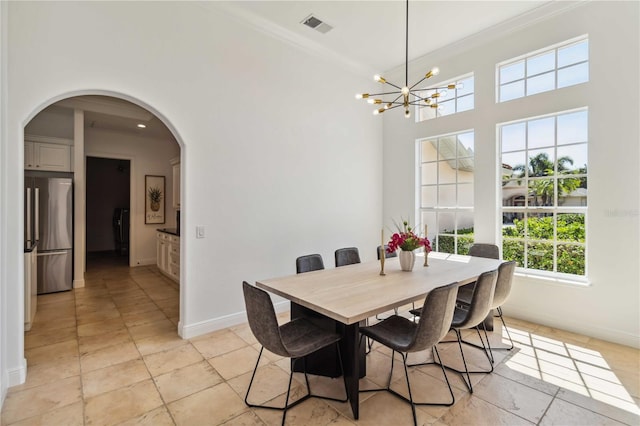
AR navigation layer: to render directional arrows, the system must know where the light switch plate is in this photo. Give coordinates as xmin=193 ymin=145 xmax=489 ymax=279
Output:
xmin=196 ymin=226 xmax=205 ymax=239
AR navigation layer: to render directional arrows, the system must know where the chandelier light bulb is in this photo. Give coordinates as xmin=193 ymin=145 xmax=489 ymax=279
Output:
xmin=355 ymin=94 xmax=363 ymax=99
xmin=431 ymin=67 xmax=440 ymax=76
xmin=440 ymin=90 xmax=448 ymax=98
xmin=401 ymin=86 xmax=409 ymax=95
xmin=456 ymin=83 xmax=464 ymax=90
xmin=404 ymin=109 xmax=411 ymax=118
xmin=373 ymin=109 xmax=380 ymax=115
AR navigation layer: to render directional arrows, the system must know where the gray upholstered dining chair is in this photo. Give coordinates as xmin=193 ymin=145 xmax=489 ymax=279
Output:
xmin=456 ymin=261 xmax=517 ymax=358
xmin=359 ymin=282 xmax=459 ymax=426
xmin=468 ymin=243 xmax=500 ymax=259
xmin=423 ymin=269 xmax=498 ymax=393
xmin=296 ymin=253 xmax=324 ymax=274
xmin=334 ymin=247 xmax=361 ymax=267
xmin=242 ymin=281 xmax=347 ymax=425
xmin=410 ymin=243 xmax=500 ymax=319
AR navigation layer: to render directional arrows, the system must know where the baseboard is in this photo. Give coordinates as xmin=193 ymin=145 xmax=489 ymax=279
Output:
xmin=7 ymin=358 xmax=27 ymax=387
xmin=179 ymin=300 xmax=290 ymax=339
xmin=503 ymin=305 xmax=640 ymax=349
xmin=134 ymin=258 xmax=156 ymax=266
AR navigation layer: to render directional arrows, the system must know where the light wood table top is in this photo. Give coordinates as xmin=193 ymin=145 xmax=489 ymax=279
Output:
xmin=257 ymin=252 xmax=502 ymax=325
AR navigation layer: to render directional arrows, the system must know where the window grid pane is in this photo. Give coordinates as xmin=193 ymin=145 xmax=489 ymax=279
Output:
xmin=499 ymin=109 xmax=587 ymax=278
xmin=419 ymin=131 xmax=475 ymax=254
xmin=498 ymin=36 xmax=589 ymax=102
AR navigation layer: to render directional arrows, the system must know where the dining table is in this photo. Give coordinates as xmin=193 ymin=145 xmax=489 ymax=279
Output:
xmin=256 ymin=251 xmax=503 ymax=420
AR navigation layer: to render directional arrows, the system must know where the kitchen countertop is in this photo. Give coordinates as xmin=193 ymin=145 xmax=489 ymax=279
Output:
xmin=24 ymin=241 xmax=38 ymax=253
xmin=157 ymin=228 xmax=179 ymax=236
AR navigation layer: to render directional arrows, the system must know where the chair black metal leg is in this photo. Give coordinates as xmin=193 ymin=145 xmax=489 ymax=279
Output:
xmin=400 ymin=353 xmax=418 ymax=426
xmin=455 ymin=329 xmax=474 ymax=393
xmin=476 ymin=325 xmax=494 ymax=364
xmin=245 ymin=347 xmax=313 ymax=424
xmin=495 ymin=307 xmax=514 ymax=350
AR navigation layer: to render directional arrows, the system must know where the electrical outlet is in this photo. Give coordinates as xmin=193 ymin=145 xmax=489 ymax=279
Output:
xmin=196 ymin=226 xmax=205 ymax=239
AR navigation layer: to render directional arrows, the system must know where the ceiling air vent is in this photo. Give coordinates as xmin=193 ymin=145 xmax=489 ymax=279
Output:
xmin=301 ymin=14 xmax=333 ymax=34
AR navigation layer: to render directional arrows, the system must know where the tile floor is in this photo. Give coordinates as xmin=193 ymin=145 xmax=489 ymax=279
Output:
xmin=2 ymin=256 xmax=639 ymax=425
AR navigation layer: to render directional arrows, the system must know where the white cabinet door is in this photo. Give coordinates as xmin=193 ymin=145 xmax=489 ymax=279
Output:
xmin=25 ymin=141 xmax=72 ymax=172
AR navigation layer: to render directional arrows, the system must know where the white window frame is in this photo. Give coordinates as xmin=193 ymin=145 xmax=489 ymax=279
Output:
xmin=499 ymin=108 xmax=588 ymax=281
xmin=497 ymin=35 xmax=589 ymax=103
xmin=417 ymin=130 xmax=475 ymax=255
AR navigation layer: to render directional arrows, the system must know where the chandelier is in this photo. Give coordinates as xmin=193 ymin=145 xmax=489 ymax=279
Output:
xmin=355 ymin=0 xmax=462 ymax=118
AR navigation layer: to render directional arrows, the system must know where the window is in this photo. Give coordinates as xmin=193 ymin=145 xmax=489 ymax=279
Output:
xmin=418 ymin=74 xmax=474 ymax=121
xmin=500 ymin=109 xmax=588 ymax=277
xmin=418 ymin=131 xmax=474 ymax=254
xmin=498 ymin=36 xmax=588 ymax=102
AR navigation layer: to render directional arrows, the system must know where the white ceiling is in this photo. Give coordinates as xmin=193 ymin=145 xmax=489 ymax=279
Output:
xmin=44 ymin=1 xmax=555 ymax=137
xmin=215 ymin=1 xmax=552 ymax=73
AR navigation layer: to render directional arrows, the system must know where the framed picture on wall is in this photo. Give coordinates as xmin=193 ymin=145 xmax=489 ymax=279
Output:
xmin=145 ymin=175 xmax=165 ymax=224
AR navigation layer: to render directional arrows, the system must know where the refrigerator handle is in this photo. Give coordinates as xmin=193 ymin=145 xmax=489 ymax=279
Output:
xmin=34 ymin=187 xmax=39 ymax=241
xmin=26 ymin=187 xmax=32 ymax=243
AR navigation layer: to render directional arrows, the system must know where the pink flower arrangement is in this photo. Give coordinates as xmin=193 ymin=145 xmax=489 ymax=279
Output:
xmin=387 ymin=220 xmax=432 ymax=253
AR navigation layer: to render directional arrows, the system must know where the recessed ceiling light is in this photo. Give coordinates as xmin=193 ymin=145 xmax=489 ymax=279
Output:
xmin=137 ymin=124 xmax=146 ymax=128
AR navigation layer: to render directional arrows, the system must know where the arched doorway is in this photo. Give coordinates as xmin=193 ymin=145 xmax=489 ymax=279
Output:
xmin=15 ymin=91 xmax=186 ymax=387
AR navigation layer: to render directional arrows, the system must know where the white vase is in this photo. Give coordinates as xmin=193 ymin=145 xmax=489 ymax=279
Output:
xmin=399 ymin=250 xmax=416 ymax=271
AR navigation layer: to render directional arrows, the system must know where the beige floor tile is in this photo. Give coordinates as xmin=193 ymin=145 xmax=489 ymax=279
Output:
xmin=12 ymin=357 xmax=80 ymax=392
xmin=135 ymin=330 xmax=187 ymax=356
xmin=439 ymin=393 xmax=534 ymax=425
xmin=117 ymin=301 xmax=159 ymax=316
xmin=228 ymin=364 xmax=298 ymax=406
xmin=168 ymin=382 xmax=248 ymax=425
xmin=127 ymin=318 xmax=176 ymax=341
xmin=116 ymin=406 xmax=175 ymax=426
xmin=25 ymin=339 xmax=79 ymax=367
xmin=24 ymin=325 xmax=77 ymax=350
xmin=154 ymin=360 xmax=223 ymax=403
xmin=77 ymin=317 xmax=126 ymax=337
xmin=79 ymin=329 xmax=133 ymax=355
xmin=84 ymin=379 xmax=164 ymax=425
xmin=352 ymin=389 xmax=437 ymax=425
xmin=472 ymin=372 xmax=554 ymax=423
xmin=555 ymin=387 xmax=640 ymax=425
xmin=37 ymin=291 xmax=75 ymax=306
xmin=76 ymin=308 xmax=122 ymax=326
xmin=255 ymin=397 xmax=343 ymax=426
xmin=493 ymin=361 xmax=560 ymax=396
xmin=82 ymin=359 xmax=151 ymax=399
xmin=29 ymin=315 xmax=77 ymax=332
xmin=80 ymin=341 xmax=141 ymax=373
xmin=208 ymin=345 xmax=265 ymax=380
xmin=1 ymin=376 xmax=82 ymax=424
xmin=230 ymin=323 xmax=259 ymax=346
xmin=122 ymin=309 xmax=168 ymax=328
xmin=143 ymin=343 xmax=203 ymax=377
xmin=7 ymin=400 xmax=84 ymax=426
xmin=540 ymin=398 xmax=626 ymax=425
xmin=222 ymin=411 xmax=266 ymax=425
xmin=112 ymin=294 xmax=152 ymax=308
xmin=191 ymin=329 xmax=248 ymax=359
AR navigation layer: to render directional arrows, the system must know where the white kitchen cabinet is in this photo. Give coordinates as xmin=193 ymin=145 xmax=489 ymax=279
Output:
xmin=24 ymin=246 xmax=38 ymax=331
xmin=25 ymin=141 xmax=72 ymax=172
xmin=157 ymin=231 xmax=179 ymax=284
xmin=171 ymin=157 xmax=181 ymax=209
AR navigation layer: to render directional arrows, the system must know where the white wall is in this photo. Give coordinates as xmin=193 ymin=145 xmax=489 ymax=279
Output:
xmin=0 ymin=0 xmax=382 ymax=393
xmin=85 ymin=128 xmax=179 ymax=265
xmin=382 ymin=2 xmax=640 ymax=347
xmin=0 ymin=0 xmax=8 ymax=407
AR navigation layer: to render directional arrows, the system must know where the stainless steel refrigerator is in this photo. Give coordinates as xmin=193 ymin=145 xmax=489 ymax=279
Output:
xmin=25 ymin=172 xmax=73 ymax=294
